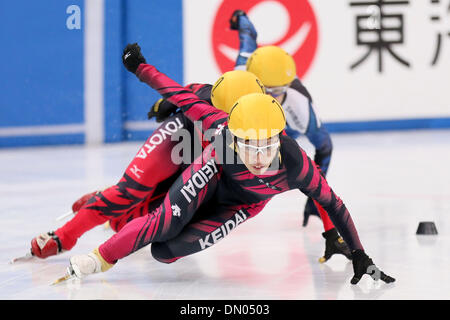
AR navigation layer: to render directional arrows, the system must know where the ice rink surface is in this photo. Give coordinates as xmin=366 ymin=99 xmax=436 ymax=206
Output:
xmin=0 ymin=130 xmax=449 ymax=300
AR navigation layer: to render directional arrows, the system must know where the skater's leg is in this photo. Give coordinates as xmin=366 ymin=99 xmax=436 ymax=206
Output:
xmin=151 ymin=203 xmax=266 ymax=263
xmin=98 ymin=153 xmax=221 ymax=264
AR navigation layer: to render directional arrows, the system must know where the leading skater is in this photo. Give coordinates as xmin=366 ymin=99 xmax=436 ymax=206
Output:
xmin=150 ymin=10 xmax=334 ymax=229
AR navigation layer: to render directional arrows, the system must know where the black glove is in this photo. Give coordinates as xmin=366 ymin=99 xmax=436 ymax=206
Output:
xmin=302 ymin=197 xmax=321 ymax=227
xmin=350 ymin=249 xmax=396 ymax=285
xmin=148 ymin=98 xmax=179 ymax=122
xmin=229 ymin=9 xmax=247 ymax=30
xmin=122 ymin=43 xmax=147 ymax=74
xmin=319 ymin=228 xmax=352 ymax=263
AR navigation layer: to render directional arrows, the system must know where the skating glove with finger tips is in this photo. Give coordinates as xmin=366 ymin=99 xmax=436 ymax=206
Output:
xmin=122 ymin=43 xmax=147 ymax=74
xmin=148 ymin=98 xmax=179 ymax=122
xmin=350 ymin=249 xmax=396 ymax=285
xmin=319 ymin=228 xmax=352 ymax=263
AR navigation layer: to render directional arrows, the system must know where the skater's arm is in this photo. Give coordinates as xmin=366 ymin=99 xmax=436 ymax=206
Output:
xmin=285 ymin=139 xmax=363 ymax=251
xmin=303 ymin=106 xmax=333 ymax=176
xmin=136 ymin=63 xmax=227 ymax=134
xmin=284 ymin=84 xmax=333 ymax=176
xmin=230 ymin=10 xmax=258 ymax=69
xmin=122 ymin=43 xmax=227 ymax=134
xmin=147 ymin=83 xmax=213 ymax=123
xmin=283 ymin=137 xmax=396 ymax=285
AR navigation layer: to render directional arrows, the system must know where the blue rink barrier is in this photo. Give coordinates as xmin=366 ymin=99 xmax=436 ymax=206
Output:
xmin=325 ymin=117 xmax=450 ymax=133
xmin=0 ymin=0 xmax=183 ymax=148
xmin=3 ymin=118 xmax=449 ymax=148
xmin=0 ymin=0 xmax=84 ymax=148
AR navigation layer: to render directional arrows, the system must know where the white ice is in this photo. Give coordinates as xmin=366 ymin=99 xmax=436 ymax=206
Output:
xmin=0 ymin=130 xmax=449 ymax=300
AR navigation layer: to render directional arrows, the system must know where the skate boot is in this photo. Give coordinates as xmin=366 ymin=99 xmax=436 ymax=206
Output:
xmin=30 ymin=231 xmax=64 ymax=259
xmin=69 ymin=248 xmax=114 ymax=279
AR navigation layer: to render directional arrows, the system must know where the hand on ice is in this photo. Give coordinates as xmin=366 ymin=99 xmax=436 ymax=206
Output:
xmin=319 ymin=228 xmax=352 ymax=263
xmin=350 ymin=250 xmax=395 ymax=285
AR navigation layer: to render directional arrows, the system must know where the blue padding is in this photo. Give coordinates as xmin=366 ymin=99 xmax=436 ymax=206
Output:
xmin=104 ymin=0 xmax=127 ymax=142
xmin=325 ymin=118 xmax=450 ymax=133
xmin=0 ymin=0 xmax=84 ymax=127
xmin=121 ymin=0 xmax=184 ymax=140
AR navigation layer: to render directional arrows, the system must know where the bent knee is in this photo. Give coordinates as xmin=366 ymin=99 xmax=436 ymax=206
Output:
xmin=151 ymin=242 xmax=180 ymax=264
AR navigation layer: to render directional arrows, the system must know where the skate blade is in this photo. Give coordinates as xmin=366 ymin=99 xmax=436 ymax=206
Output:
xmin=51 ymin=267 xmax=75 ymax=285
xmin=9 ymin=252 xmax=34 ymax=264
xmin=51 ymin=274 xmax=73 ymax=285
xmin=55 ymin=210 xmax=75 ymax=222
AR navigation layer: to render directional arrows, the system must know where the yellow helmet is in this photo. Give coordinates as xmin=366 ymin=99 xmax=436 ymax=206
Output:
xmin=246 ymin=46 xmax=296 ymax=87
xmin=211 ymin=70 xmax=265 ymax=114
xmin=228 ymin=93 xmax=286 ymax=140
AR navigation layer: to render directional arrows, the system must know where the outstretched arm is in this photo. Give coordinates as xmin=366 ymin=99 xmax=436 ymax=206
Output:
xmin=136 ymin=63 xmax=226 ymax=133
xmin=230 ymin=10 xmax=258 ymax=69
xmin=123 ymin=43 xmax=227 ymax=135
xmin=287 ymin=140 xmax=395 ymax=284
xmin=293 ymin=144 xmax=362 ymax=251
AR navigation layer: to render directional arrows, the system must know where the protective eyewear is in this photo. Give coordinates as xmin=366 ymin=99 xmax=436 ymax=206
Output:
xmin=236 ymin=141 xmax=280 ymax=156
xmin=265 ymin=85 xmax=288 ymax=97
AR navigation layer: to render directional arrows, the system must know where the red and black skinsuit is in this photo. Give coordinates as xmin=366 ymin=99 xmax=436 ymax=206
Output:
xmin=95 ymin=64 xmax=364 ymax=265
